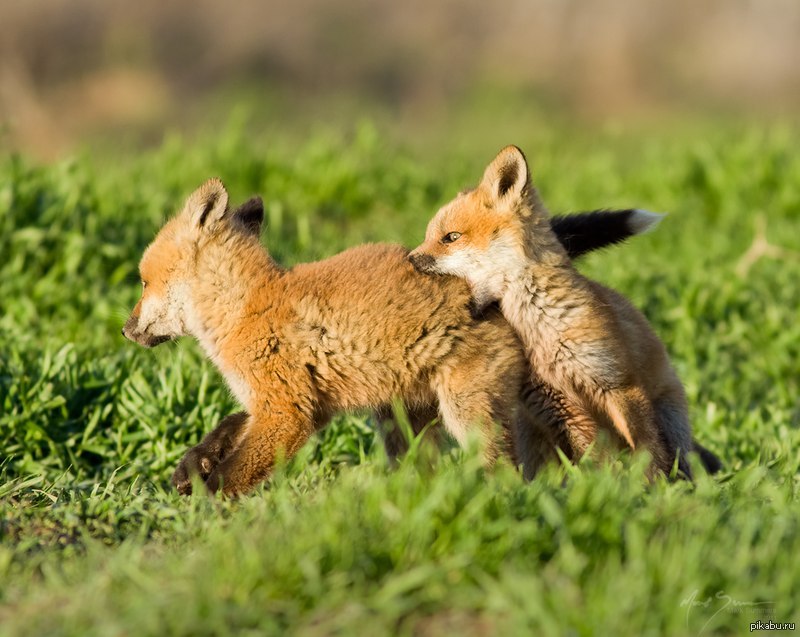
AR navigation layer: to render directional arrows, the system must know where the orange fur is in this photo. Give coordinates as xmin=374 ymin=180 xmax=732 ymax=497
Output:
xmin=410 ymin=146 xmax=721 ymax=478
xmin=123 ymin=177 xmax=704 ymax=495
xmin=124 ymin=179 xmax=543 ymax=495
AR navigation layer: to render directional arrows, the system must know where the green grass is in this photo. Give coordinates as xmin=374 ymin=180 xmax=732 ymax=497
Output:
xmin=1 ymin=120 xmax=799 ymax=636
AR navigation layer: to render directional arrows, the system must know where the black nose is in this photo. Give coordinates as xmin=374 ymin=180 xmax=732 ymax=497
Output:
xmin=408 ymin=252 xmax=435 ymax=272
xmin=123 ymin=314 xmax=139 ymax=338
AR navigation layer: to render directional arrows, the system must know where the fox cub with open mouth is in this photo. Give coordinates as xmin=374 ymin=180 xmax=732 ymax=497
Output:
xmin=409 ymin=146 xmax=721 ymax=478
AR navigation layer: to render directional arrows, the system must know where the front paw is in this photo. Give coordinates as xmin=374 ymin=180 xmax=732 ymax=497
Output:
xmin=205 ymin=456 xmax=249 ymax=497
xmin=171 ymin=446 xmax=219 ymax=495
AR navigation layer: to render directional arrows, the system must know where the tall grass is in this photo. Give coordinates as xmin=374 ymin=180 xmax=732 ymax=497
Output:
xmin=1 ymin=122 xmax=798 ymax=635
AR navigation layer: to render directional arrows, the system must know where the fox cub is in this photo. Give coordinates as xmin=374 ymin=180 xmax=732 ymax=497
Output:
xmin=409 ymin=146 xmax=721 ymax=478
xmin=122 ymin=177 xmax=659 ymax=495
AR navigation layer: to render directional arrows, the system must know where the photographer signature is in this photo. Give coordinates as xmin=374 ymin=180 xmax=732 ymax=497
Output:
xmin=681 ymin=589 xmax=775 ymax=634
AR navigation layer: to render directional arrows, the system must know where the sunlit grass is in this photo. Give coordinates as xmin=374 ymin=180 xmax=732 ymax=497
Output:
xmin=1 ymin=121 xmax=799 ymax=635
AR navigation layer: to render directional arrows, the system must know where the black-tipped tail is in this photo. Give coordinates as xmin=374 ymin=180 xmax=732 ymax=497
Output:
xmin=551 ymin=209 xmax=663 ymax=260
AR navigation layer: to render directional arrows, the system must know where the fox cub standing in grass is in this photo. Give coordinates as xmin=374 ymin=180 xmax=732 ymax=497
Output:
xmin=122 ymin=177 xmax=658 ymax=495
xmin=409 ymin=146 xmax=721 ymax=478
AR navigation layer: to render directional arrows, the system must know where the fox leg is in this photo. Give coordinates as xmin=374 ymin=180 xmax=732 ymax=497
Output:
xmin=432 ymin=364 xmax=520 ymax=468
xmin=653 ymin=395 xmax=694 ymax=479
xmin=553 ymin=399 xmax=603 ymax=462
xmin=205 ymin=407 xmax=316 ymax=496
xmin=527 ymin=384 xmax=621 ymax=467
xmin=602 ymin=387 xmax=672 ymax=475
xmin=419 ymin=313 xmax=525 ymax=468
xmin=375 ymin=403 xmax=442 ymax=462
xmin=434 ymin=384 xmax=513 ymax=466
xmin=172 ymin=411 xmax=249 ymax=495
xmin=517 ymin=377 xmax=582 ymax=478
xmin=205 ymin=367 xmax=318 ymax=496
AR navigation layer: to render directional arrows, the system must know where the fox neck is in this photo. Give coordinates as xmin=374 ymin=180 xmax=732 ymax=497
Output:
xmin=184 ymin=234 xmax=283 ymax=404
xmin=521 ymin=212 xmax=571 ymax=266
xmin=499 ymin=237 xmax=589 ymax=374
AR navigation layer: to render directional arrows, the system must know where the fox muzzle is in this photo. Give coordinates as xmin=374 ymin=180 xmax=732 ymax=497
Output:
xmin=122 ymin=314 xmax=171 ymax=348
xmin=407 ymin=252 xmax=436 ymax=273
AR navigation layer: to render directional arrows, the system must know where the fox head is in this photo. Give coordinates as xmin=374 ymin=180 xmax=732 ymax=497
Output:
xmin=122 ymin=178 xmax=264 ymax=347
xmin=408 ymin=145 xmax=549 ymax=306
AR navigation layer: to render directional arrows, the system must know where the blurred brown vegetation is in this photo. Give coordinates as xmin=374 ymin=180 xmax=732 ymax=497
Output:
xmin=1 ymin=0 xmax=798 ymax=158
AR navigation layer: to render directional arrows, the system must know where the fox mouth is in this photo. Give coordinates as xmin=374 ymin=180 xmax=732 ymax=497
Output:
xmin=124 ymin=332 xmax=172 ymax=348
xmin=122 ymin=324 xmax=173 ymax=348
xmin=142 ymin=334 xmax=172 ymax=348
xmin=122 ymin=313 xmax=174 ymax=348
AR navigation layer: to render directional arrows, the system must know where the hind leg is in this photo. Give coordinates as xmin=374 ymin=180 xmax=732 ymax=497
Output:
xmin=434 ymin=381 xmax=513 ymax=466
xmin=550 ymin=394 xmax=626 ymax=468
xmin=653 ymin=395 xmax=694 ymax=479
xmin=517 ymin=377 xmax=583 ymax=478
xmin=603 ymin=386 xmax=673 ymax=476
xmin=375 ymin=403 xmax=442 ymax=462
xmin=431 ymin=343 xmax=523 ymax=468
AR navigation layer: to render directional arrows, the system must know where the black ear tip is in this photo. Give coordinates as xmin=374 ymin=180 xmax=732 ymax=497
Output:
xmin=238 ymin=197 xmax=265 ymax=217
xmin=244 ymin=196 xmax=264 ymax=210
xmin=233 ymin=196 xmax=265 ymax=233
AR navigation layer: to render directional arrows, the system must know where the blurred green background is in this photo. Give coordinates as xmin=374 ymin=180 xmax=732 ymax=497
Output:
xmin=2 ymin=4 xmax=800 ymax=635
xmin=1 ymin=0 xmax=799 ymax=159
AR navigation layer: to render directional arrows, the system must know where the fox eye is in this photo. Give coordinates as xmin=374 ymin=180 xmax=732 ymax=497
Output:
xmin=141 ymin=281 xmax=148 ymax=289
xmin=441 ymin=232 xmax=462 ymax=245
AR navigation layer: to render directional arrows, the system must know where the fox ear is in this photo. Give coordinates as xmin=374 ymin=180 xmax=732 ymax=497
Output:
xmin=185 ymin=178 xmax=229 ymax=230
xmin=480 ymin=145 xmax=530 ymax=205
xmin=231 ymin=197 xmax=264 ymax=235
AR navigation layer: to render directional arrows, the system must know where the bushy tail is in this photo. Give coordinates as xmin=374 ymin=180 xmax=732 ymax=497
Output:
xmin=550 ymin=209 xmax=664 ymax=260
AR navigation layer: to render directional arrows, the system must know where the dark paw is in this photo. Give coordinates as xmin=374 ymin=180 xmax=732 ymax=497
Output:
xmin=171 ymin=447 xmax=218 ymax=496
xmin=204 ymin=457 xmax=245 ymax=497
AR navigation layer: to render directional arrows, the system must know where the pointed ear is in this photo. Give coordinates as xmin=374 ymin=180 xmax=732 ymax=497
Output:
xmin=480 ymin=145 xmax=530 ymax=204
xmin=231 ymin=197 xmax=264 ymax=235
xmin=184 ymin=178 xmax=229 ymax=229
